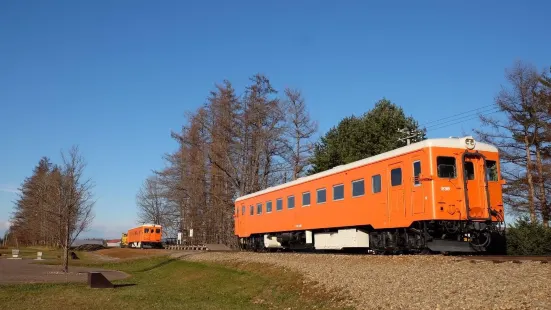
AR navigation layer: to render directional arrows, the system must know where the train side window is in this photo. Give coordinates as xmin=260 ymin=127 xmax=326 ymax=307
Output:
xmin=413 ymin=161 xmax=421 ymax=186
xmin=372 ymin=174 xmax=381 ymax=193
xmin=242 ymin=206 xmax=245 ymax=215
xmin=333 ymin=184 xmax=344 ymax=200
xmin=266 ymin=201 xmax=272 ymax=213
xmin=352 ymin=179 xmax=364 ymax=197
xmin=257 ymin=203 xmax=262 ymax=215
xmin=486 ymin=160 xmax=498 ymax=181
xmin=317 ymin=188 xmax=326 ymax=204
xmin=437 ymin=156 xmax=456 ymax=178
xmin=156 ymin=229 xmax=160 ymax=233
xmin=250 ymin=205 xmax=254 ymax=215
xmin=276 ymin=198 xmax=283 ymax=211
xmin=302 ymin=192 xmax=311 ymax=206
xmin=464 ymin=162 xmax=475 ymax=180
xmin=288 ymin=195 xmax=295 ymax=209
xmin=145 ymin=228 xmax=149 ymax=233
xmin=391 ymin=168 xmax=402 ymax=186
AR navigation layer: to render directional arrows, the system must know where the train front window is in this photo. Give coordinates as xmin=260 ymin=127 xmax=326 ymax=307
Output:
xmin=486 ymin=160 xmax=498 ymax=181
xmin=437 ymin=156 xmax=456 ymax=178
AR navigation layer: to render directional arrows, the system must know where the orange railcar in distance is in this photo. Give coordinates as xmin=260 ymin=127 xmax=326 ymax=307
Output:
xmin=126 ymin=224 xmax=163 ymax=249
xmin=233 ymin=136 xmax=507 ymax=254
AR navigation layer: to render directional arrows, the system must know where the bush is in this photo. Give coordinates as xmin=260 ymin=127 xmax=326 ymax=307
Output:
xmin=506 ymin=216 xmax=551 ymax=255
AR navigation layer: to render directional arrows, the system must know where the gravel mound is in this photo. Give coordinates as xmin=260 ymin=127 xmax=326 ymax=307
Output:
xmin=183 ymin=252 xmax=551 ymax=310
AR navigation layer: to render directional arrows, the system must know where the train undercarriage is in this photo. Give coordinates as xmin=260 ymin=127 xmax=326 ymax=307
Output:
xmin=238 ymin=220 xmax=507 ymax=255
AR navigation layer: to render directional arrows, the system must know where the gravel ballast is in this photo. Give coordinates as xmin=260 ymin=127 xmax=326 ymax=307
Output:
xmin=182 ymin=252 xmax=551 ymax=310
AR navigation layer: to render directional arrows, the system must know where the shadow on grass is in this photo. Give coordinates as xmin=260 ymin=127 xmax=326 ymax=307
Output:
xmin=114 ymin=283 xmax=136 ymax=288
xmin=136 ymin=258 xmax=177 ymax=272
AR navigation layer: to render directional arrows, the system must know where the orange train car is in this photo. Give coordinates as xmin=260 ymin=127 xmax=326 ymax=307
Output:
xmin=233 ymin=136 xmax=506 ymax=254
xmin=125 ymin=224 xmax=163 ymax=249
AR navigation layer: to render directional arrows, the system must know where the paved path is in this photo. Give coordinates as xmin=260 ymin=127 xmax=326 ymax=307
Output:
xmin=0 ymin=259 xmax=129 ymax=284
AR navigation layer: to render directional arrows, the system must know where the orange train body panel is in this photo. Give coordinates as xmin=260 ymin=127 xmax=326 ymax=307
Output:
xmin=233 ymin=136 xmax=506 ymax=253
xmin=126 ymin=224 xmax=163 ymax=245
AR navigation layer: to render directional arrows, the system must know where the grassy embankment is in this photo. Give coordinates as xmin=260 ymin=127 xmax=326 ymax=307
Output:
xmin=0 ymin=247 xmax=349 ymax=310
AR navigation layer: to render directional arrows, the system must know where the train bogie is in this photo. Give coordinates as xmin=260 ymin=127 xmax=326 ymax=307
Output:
xmin=234 ymin=136 xmax=507 ymax=254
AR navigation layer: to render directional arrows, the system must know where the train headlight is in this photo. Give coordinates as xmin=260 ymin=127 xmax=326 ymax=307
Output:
xmin=464 ymin=137 xmax=476 ymax=150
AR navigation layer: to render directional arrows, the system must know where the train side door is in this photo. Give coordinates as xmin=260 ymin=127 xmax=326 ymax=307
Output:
xmin=143 ymin=228 xmax=150 ymax=242
xmin=388 ymin=162 xmax=405 ymax=223
xmin=411 ymin=158 xmax=425 ymax=215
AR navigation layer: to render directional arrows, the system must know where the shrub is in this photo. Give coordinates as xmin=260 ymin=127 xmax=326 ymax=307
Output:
xmin=505 ymin=216 xmax=551 ymax=255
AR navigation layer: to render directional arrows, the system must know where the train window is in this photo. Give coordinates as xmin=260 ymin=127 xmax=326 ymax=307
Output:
xmin=437 ymin=156 xmax=456 ymax=178
xmin=333 ymin=184 xmax=344 ymax=200
xmin=391 ymin=168 xmax=402 ymax=186
xmin=352 ymin=179 xmax=365 ymax=197
xmin=317 ymin=188 xmax=326 ymax=203
xmin=266 ymin=201 xmax=272 ymax=213
xmin=413 ymin=161 xmax=421 ymax=186
xmin=156 ymin=229 xmax=160 ymax=233
xmin=250 ymin=205 xmax=254 ymax=215
xmin=486 ymin=160 xmax=498 ymax=181
xmin=302 ymin=192 xmax=311 ymax=206
xmin=372 ymin=175 xmax=381 ymax=193
xmin=145 ymin=228 xmax=150 ymax=233
xmin=257 ymin=203 xmax=262 ymax=215
xmin=288 ymin=195 xmax=295 ymax=209
xmin=242 ymin=206 xmax=245 ymax=215
xmin=276 ymin=198 xmax=283 ymax=211
xmin=464 ymin=161 xmax=475 ymax=180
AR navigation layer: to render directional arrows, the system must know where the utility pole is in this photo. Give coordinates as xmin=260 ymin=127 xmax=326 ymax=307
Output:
xmin=398 ymin=128 xmax=425 ymax=145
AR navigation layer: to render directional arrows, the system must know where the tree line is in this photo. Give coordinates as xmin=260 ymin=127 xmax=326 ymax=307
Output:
xmin=5 ymin=146 xmax=95 ymax=272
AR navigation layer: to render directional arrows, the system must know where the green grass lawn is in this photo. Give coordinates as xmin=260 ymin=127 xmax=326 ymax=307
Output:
xmin=0 ymin=254 xmax=349 ymax=310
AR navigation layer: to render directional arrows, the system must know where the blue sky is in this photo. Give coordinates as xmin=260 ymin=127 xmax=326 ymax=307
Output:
xmin=1 ymin=1 xmax=549 ymax=238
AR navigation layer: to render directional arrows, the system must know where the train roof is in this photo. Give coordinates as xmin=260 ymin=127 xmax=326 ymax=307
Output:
xmin=235 ymin=136 xmax=498 ymax=202
xmin=129 ymin=224 xmax=162 ymax=229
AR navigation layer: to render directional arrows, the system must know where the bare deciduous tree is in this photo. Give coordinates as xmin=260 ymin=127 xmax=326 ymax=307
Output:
xmin=475 ymin=60 xmax=550 ymax=226
xmin=136 ymin=175 xmax=179 ymax=238
xmin=56 ymin=145 xmax=95 ymax=273
xmin=282 ymin=88 xmax=318 ymax=180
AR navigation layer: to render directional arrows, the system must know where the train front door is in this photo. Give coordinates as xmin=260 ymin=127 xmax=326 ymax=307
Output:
xmin=463 ymin=153 xmax=490 ymax=220
xmin=388 ymin=162 xmax=405 ymax=223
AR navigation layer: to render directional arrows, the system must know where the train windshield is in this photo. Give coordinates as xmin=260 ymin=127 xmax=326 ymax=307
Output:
xmin=437 ymin=156 xmax=456 ymax=178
